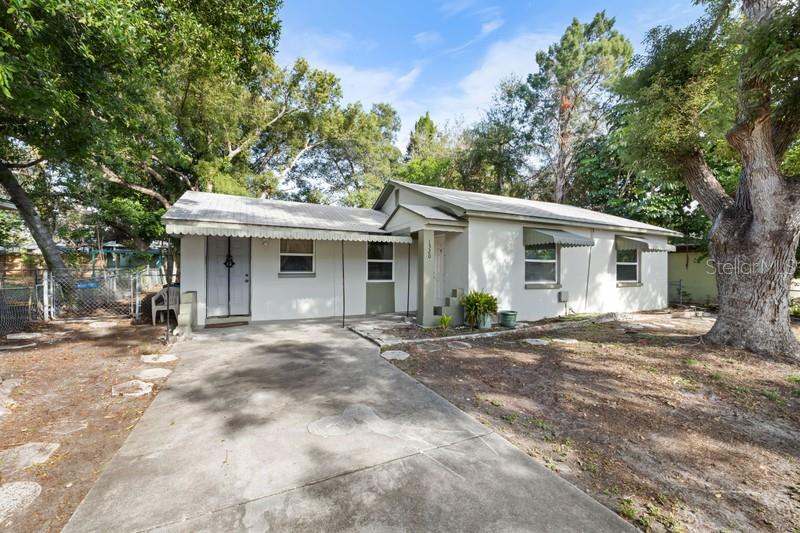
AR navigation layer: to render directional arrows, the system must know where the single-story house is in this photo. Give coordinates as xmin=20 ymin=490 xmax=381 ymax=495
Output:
xmin=162 ymin=180 xmax=680 ymax=329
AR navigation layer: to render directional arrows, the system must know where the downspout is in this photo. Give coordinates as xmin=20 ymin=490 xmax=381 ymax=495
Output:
xmin=584 ymin=228 xmax=594 ymax=311
xmin=341 ymin=240 xmax=346 ymax=328
xmin=406 ymin=242 xmax=411 ymax=318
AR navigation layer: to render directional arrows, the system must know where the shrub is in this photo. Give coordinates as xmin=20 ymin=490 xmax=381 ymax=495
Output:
xmin=439 ymin=314 xmax=452 ymax=330
xmin=460 ymin=290 xmax=498 ymax=327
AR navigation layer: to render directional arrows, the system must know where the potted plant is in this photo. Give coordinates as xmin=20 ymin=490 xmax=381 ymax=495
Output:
xmin=460 ymin=290 xmax=498 ymax=330
xmin=498 ymin=310 xmax=517 ymax=327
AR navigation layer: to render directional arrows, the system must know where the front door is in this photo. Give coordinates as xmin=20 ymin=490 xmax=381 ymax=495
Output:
xmin=433 ymin=235 xmax=445 ymax=307
xmin=206 ymin=236 xmax=251 ymax=318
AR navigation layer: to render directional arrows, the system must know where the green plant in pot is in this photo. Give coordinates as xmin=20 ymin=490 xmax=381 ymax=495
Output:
xmin=461 ymin=290 xmax=498 ymax=329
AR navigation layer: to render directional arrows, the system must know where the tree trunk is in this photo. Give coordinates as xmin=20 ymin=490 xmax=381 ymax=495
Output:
xmin=706 ymin=218 xmax=800 ymax=357
xmin=0 ymin=162 xmax=68 ymax=276
xmin=671 ymin=0 xmax=800 ymax=360
xmin=553 ymin=89 xmax=573 ymax=203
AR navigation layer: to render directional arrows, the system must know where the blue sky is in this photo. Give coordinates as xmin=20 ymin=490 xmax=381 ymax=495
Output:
xmin=277 ymin=1 xmax=703 ymax=148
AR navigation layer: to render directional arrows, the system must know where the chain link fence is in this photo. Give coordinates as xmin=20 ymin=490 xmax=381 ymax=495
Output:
xmin=0 ymin=279 xmax=46 ymax=336
xmin=0 ymin=267 xmax=171 ymax=335
xmin=49 ymin=267 xmax=169 ymax=319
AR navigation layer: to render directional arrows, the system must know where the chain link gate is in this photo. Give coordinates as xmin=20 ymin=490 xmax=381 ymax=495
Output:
xmin=46 ymin=267 xmax=168 ymax=321
xmin=0 ymin=275 xmax=46 ymax=336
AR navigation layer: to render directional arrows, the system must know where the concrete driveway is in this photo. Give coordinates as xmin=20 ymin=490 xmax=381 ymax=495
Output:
xmin=64 ymin=320 xmax=633 ymax=532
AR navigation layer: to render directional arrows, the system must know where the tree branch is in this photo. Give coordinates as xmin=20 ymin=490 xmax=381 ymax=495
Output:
xmin=3 ymin=158 xmax=45 ymax=169
xmin=150 ymin=156 xmax=196 ymax=190
xmin=101 ymin=165 xmax=171 ymax=209
xmin=772 ymin=110 xmax=800 ymax=161
xmin=679 ymin=149 xmax=734 ymax=219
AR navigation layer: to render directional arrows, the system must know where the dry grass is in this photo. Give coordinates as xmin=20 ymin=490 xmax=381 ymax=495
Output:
xmin=392 ymin=314 xmax=800 ymax=532
xmin=0 ymin=320 xmax=171 ymax=532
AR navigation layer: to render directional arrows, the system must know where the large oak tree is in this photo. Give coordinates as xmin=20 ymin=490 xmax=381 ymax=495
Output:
xmin=620 ymin=0 xmax=800 ymax=358
xmin=0 ymin=0 xmax=281 ymax=274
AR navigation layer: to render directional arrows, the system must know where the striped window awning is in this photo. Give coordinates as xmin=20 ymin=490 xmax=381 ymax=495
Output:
xmin=165 ymin=221 xmax=413 ymax=243
xmin=616 ymin=235 xmax=676 ymax=253
xmin=523 ymin=228 xmax=594 ymax=248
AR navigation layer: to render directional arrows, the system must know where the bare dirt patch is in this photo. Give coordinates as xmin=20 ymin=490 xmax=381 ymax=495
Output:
xmin=392 ymin=313 xmax=800 ymax=532
xmin=0 ymin=320 xmax=174 ymax=532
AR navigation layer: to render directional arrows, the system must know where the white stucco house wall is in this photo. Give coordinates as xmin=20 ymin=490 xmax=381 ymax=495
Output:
xmin=163 ymin=180 xmax=679 ymax=329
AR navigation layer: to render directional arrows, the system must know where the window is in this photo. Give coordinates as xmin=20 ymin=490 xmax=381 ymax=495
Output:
xmin=616 ymin=248 xmax=639 ymax=282
xmin=279 ymin=239 xmax=314 ymax=273
xmin=525 ymin=244 xmax=558 ymax=283
xmin=367 ymin=242 xmax=393 ymax=281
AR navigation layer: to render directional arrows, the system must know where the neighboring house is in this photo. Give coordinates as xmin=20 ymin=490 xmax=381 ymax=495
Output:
xmin=668 ymin=245 xmax=717 ymax=306
xmin=163 ymin=180 xmax=680 ymax=328
xmin=668 ymin=244 xmax=800 ymax=306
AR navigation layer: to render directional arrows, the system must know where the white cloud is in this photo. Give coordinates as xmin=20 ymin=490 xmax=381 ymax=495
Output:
xmin=395 ymin=31 xmax=556 ymax=146
xmin=278 ymin=29 xmax=421 ymax=108
xmin=413 ymin=31 xmax=442 ymax=47
xmin=443 ymin=17 xmax=504 ymax=55
xmin=480 ymin=19 xmax=504 ymax=37
xmin=440 ymin=0 xmax=475 ymax=17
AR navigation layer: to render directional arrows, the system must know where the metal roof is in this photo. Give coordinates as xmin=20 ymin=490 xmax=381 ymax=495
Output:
xmin=380 ymin=181 xmax=681 ymax=236
xmin=163 ymin=191 xmax=389 ymax=234
xmin=399 ymin=204 xmax=459 ymax=221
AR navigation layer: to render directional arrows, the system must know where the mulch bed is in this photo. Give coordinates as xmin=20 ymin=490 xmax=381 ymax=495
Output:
xmin=392 ymin=316 xmax=800 ymax=532
xmin=0 ymin=320 xmax=172 ymax=532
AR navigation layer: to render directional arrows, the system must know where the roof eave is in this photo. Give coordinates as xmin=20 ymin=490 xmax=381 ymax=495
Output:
xmin=464 ymin=210 xmax=682 ymax=237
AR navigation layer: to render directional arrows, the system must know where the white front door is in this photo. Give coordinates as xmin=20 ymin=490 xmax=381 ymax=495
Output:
xmin=228 ymin=237 xmax=251 ymax=316
xmin=433 ymin=235 xmax=445 ymax=307
xmin=206 ymin=237 xmax=251 ymax=317
xmin=206 ymin=237 xmax=229 ymax=317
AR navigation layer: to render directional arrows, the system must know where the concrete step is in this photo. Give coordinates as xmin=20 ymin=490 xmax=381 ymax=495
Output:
xmin=438 ymin=306 xmax=464 ymax=326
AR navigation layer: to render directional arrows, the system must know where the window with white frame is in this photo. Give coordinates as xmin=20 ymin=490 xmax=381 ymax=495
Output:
xmin=616 ymin=248 xmax=639 ymax=282
xmin=524 ymin=244 xmax=558 ymax=283
xmin=279 ymin=239 xmax=314 ymax=273
xmin=367 ymin=242 xmax=393 ymax=281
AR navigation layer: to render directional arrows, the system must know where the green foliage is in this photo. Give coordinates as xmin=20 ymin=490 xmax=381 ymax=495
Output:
xmin=460 ymin=290 xmax=498 ymax=327
xmin=394 ymin=157 xmax=454 ymax=187
xmin=524 ymin=11 xmax=633 ymax=199
xmin=615 ymin=13 xmax=739 ymax=176
xmin=0 ymin=0 xmax=282 ymax=257
xmin=439 ymin=314 xmax=452 ymax=330
xmin=406 ymin=112 xmax=438 ymax=159
xmin=0 ymin=210 xmax=25 ymax=248
xmin=460 ymin=79 xmax=536 ymax=196
xmin=101 ymin=197 xmax=164 ymax=242
xmin=566 ymin=134 xmax=712 ymax=238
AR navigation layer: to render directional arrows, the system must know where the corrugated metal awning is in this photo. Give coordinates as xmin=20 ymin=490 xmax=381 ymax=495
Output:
xmin=523 ymin=228 xmax=594 ymax=248
xmin=165 ymin=221 xmax=412 ymax=243
xmin=616 ymin=235 xmax=676 ymax=253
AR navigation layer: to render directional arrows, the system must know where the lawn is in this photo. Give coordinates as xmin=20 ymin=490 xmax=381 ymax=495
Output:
xmin=391 ymin=313 xmax=800 ymax=532
xmin=0 ymin=320 xmax=172 ymax=532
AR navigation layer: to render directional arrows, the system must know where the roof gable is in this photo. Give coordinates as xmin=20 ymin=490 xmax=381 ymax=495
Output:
xmin=377 ymin=180 xmax=680 ymax=236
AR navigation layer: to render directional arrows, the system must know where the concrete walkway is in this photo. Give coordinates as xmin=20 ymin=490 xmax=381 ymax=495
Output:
xmin=64 ymin=320 xmax=633 ymax=532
